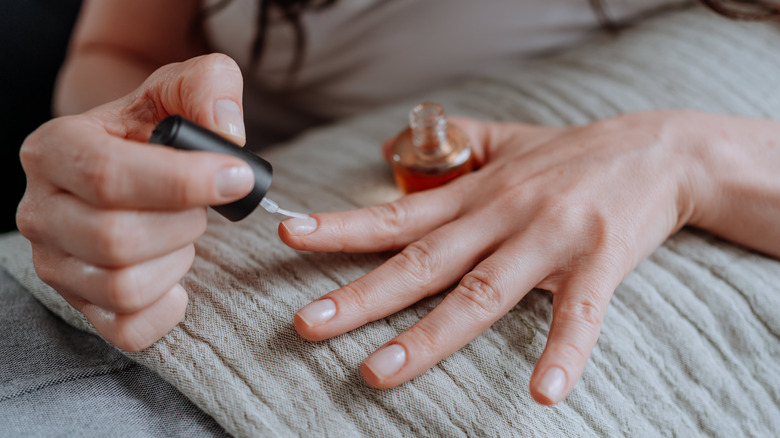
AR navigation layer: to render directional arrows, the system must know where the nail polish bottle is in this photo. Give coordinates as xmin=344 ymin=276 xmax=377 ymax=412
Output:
xmin=390 ymin=102 xmax=473 ymax=194
xmin=148 ymin=115 xmax=273 ymax=221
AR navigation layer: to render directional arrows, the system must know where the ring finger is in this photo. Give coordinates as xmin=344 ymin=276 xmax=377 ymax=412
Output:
xmin=32 ymin=244 xmax=196 ymax=314
xmin=359 ymin=232 xmax=553 ymax=389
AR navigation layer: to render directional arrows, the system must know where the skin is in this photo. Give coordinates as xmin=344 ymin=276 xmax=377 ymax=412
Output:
xmin=19 ymin=0 xmax=780 ymax=405
xmin=20 ymin=0 xmax=252 ymax=351
xmin=281 ymin=112 xmax=780 ymax=404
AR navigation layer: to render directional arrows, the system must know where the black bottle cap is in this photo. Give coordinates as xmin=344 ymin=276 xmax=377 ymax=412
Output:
xmin=148 ymin=115 xmax=273 ymax=221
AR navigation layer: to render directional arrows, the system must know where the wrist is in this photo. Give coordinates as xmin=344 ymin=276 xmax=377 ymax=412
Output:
xmin=668 ymin=110 xmax=780 ymax=256
xmin=661 ymin=110 xmax=724 ymax=231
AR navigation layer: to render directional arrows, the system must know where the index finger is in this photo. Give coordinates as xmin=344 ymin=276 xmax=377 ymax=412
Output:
xmin=23 ymin=116 xmax=254 ymax=209
xmin=279 ymin=181 xmax=467 ymax=253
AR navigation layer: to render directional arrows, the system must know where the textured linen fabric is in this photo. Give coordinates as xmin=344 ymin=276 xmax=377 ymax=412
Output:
xmin=0 ymin=266 xmax=229 ymax=438
xmin=1 ymin=5 xmax=779 ymax=437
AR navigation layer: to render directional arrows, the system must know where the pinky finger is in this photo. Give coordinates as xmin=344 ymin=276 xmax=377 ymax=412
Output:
xmin=529 ymin=265 xmax=621 ymax=405
xmin=65 ymin=284 xmax=189 ymax=352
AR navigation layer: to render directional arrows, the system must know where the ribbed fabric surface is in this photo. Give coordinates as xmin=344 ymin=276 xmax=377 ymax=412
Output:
xmin=1 ymin=6 xmax=779 ymax=437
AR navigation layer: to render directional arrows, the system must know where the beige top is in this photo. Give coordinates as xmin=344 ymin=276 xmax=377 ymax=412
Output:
xmin=203 ymin=0 xmax=690 ymax=144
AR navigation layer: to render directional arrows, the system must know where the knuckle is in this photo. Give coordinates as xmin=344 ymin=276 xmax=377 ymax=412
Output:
xmin=539 ymin=199 xmax=583 ymax=233
xmin=109 ymin=322 xmax=150 ymax=353
xmin=406 ymin=322 xmax=445 ymax=356
xmin=32 ymin=258 xmax=60 ymax=289
xmin=338 ymin=281 xmax=374 ymax=314
xmin=19 ymin=131 xmax=44 ymax=171
xmin=529 ymin=200 xmax=599 ymax=259
xmin=455 ymin=270 xmax=505 ymax=316
xmin=182 ymin=54 xmax=241 ymax=98
xmin=323 ymin=215 xmax=350 ymax=251
xmin=555 ymin=293 xmax=605 ymax=331
xmin=372 ymin=201 xmax=407 ymax=237
xmin=77 ymin=151 xmax=123 ymax=205
xmin=19 ymin=117 xmax=72 ymax=173
xmin=165 ymin=172 xmax=197 ymax=206
xmin=556 ymin=339 xmax=592 ymax=366
xmin=103 ymin=270 xmax=144 ymax=313
xmin=394 ymin=240 xmax=438 ymax=286
xmin=15 ymin=199 xmax=41 ymax=241
xmin=92 ymin=214 xmax=138 ymax=263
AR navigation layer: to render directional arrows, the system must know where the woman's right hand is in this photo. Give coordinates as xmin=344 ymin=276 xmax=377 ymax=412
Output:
xmin=16 ymin=53 xmax=252 ymax=352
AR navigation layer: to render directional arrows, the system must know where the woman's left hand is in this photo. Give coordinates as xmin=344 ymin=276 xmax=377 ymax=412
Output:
xmin=279 ymin=110 xmax=703 ymax=405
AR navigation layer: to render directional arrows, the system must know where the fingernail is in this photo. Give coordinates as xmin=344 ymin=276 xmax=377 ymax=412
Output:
xmin=215 ymin=165 xmax=254 ymax=199
xmin=538 ymin=367 xmax=567 ymax=403
xmin=296 ymin=298 xmax=336 ymax=326
xmin=214 ymin=99 xmax=246 ymax=141
xmin=364 ymin=344 xmax=406 ymax=380
xmin=282 ymin=217 xmax=318 ymax=235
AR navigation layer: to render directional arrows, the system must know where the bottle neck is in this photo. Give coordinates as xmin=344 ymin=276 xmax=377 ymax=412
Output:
xmin=409 ymin=102 xmax=450 ymax=153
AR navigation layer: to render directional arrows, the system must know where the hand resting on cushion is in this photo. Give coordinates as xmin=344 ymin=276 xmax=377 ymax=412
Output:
xmin=281 ymin=111 xmax=780 ymax=405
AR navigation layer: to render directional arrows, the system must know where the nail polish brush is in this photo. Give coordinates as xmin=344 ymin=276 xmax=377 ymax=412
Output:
xmin=148 ymin=115 xmax=309 ymax=221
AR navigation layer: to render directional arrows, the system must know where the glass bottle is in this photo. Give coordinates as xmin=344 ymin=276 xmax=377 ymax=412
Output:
xmin=390 ymin=102 xmax=473 ymax=194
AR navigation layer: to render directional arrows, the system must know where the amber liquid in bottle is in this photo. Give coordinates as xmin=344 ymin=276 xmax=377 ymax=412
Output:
xmin=390 ymin=102 xmax=473 ymax=194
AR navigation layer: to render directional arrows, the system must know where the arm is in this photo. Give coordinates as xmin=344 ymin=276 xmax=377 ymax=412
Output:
xmin=53 ymin=0 xmax=205 ymax=115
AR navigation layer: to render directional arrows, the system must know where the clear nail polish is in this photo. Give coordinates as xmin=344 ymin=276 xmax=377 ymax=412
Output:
xmin=297 ymin=298 xmax=336 ymax=326
xmin=390 ymin=102 xmax=473 ymax=194
xmin=215 ymin=165 xmax=254 ymax=199
xmin=214 ymin=99 xmax=246 ymax=141
xmin=282 ymin=216 xmax=317 ymax=235
xmin=364 ymin=344 xmax=406 ymax=379
xmin=538 ymin=367 xmax=567 ymax=402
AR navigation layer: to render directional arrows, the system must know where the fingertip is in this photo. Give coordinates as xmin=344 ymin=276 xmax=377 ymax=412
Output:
xmin=360 ymin=362 xmax=390 ymax=389
xmin=87 ymin=284 xmax=189 ymax=353
xmin=170 ymin=283 xmax=190 ymax=322
xmin=281 ymin=216 xmax=318 ymax=236
xmin=214 ymin=164 xmax=254 ymax=202
xmin=293 ymin=298 xmax=336 ymax=342
xmin=151 ymin=53 xmax=246 ymax=144
xmin=213 ymin=99 xmax=246 ymax=145
xmin=293 ymin=314 xmax=327 ymax=341
xmin=278 ymin=223 xmax=296 ymax=248
xmin=278 ymin=216 xmax=320 ymax=251
xmin=361 ymin=344 xmax=407 ymax=389
xmin=293 ymin=314 xmax=315 ymax=340
xmin=530 ymin=365 xmax=569 ymax=406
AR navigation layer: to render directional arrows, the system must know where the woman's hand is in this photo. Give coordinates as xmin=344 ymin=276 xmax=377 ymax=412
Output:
xmin=280 ymin=110 xmax=706 ymax=405
xmin=17 ymin=54 xmax=252 ymax=352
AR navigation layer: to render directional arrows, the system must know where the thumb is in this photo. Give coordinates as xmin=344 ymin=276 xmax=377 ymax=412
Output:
xmin=99 ymin=53 xmax=247 ymax=145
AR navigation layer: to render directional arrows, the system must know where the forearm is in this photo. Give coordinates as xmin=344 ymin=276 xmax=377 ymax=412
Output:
xmin=53 ymin=0 xmax=205 ymax=116
xmin=53 ymin=50 xmax=157 ymax=116
xmin=685 ymin=111 xmax=780 ymax=258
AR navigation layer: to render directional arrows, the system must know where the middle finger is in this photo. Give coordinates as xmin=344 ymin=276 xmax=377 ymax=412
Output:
xmin=294 ymin=210 xmax=510 ymax=341
xmin=42 ymin=191 xmax=207 ymax=266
